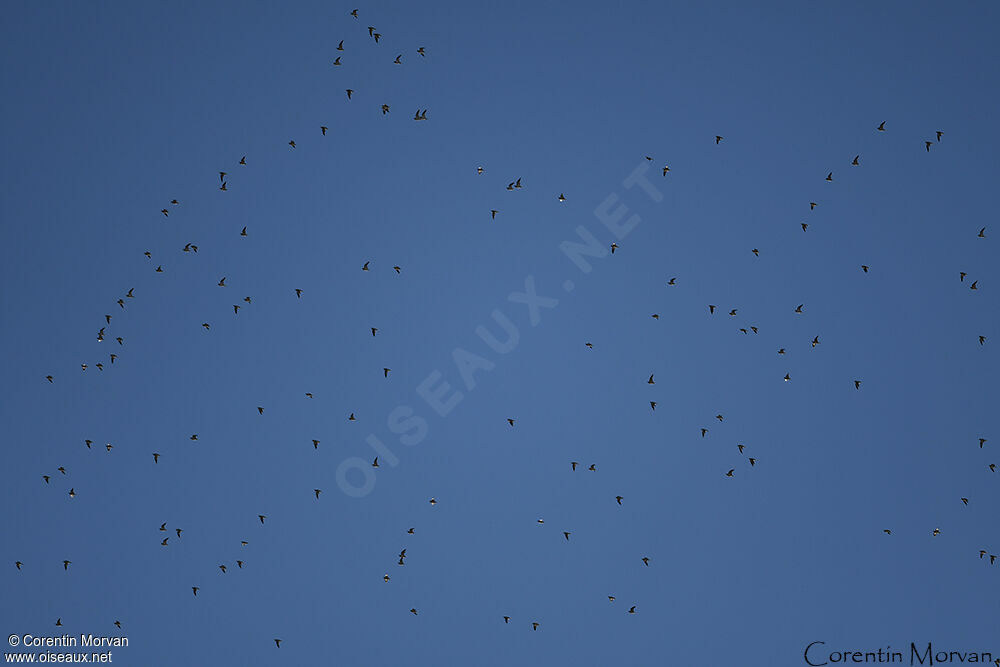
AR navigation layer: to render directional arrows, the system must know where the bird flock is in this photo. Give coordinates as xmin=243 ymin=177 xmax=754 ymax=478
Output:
xmin=10 ymin=4 xmax=996 ymax=656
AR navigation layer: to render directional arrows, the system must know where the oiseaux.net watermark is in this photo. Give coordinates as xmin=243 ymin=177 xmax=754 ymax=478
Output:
xmin=6 ymin=633 xmax=127 ymax=663
xmin=335 ymin=159 xmax=664 ymax=498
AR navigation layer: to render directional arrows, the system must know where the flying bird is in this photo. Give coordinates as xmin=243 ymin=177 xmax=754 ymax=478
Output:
xmin=877 ymin=121 xmax=886 ymax=131
xmin=925 ymin=141 xmax=932 ymax=152
xmin=715 ymin=136 xmax=723 ymax=144
xmin=825 ymin=172 xmax=833 ymax=182
xmin=321 ymin=126 xmax=328 ymax=135
xmin=314 ymin=489 xmax=321 ymax=499
xmin=346 ymin=89 xmax=353 ymax=99
xmin=851 ymin=155 xmax=859 ymax=166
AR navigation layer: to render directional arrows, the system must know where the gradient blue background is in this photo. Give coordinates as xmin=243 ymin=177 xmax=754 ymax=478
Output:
xmin=2 ymin=1 xmax=997 ymax=665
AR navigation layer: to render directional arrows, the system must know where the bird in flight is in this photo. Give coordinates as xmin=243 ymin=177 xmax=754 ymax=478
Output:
xmin=615 ymin=496 xmax=623 ymax=505
xmin=257 ymin=407 xmax=264 ymax=415
xmin=63 ymin=560 xmax=71 ymax=570
xmin=588 ymin=464 xmax=596 ymax=471
xmin=274 ymin=640 xmax=281 ymax=648
xmin=564 ymin=532 xmax=571 ymax=540
xmin=381 ymin=104 xmax=390 ymax=115
xmin=153 ymin=453 xmax=160 ymax=464
xmin=372 ymin=457 xmax=379 ymax=468
xmin=726 ymin=469 xmax=734 ymax=477
xmin=641 ymin=557 xmax=649 ymax=566
xmin=394 ymin=55 xmax=402 ymax=64
xmin=314 ymin=489 xmax=322 ymax=499
xmin=384 ymin=368 xmax=391 ymax=378
xmin=503 ymin=616 xmax=510 ymax=624
xmin=628 ymin=606 xmax=636 ymax=614
xmin=417 ymin=47 xmax=425 ymax=56
xmin=648 ymin=374 xmax=654 ymax=384
xmin=961 ymin=497 xmax=969 ymax=505
xmin=825 ymin=172 xmax=833 ymax=182
xmin=877 ymin=121 xmax=886 ymax=131
xmin=15 ymin=561 xmax=21 ymax=570
xmin=667 ymin=277 xmax=676 ymax=285
xmin=650 ymin=401 xmax=656 ymax=410
xmin=333 ymin=56 xmax=341 ymax=66
xmin=610 ymin=243 xmax=618 ymax=254
xmin=414 ymin=109 xmax=427 ymax=120
xmin=861 ymin=265 xmax=869 ymax=273
xmin=558 ymin=193 xmax=566 ymax=202
xmin=795 ymin=304 xmax=804 ymax=313
xmin=288 ymin=140 xmax=295 ymax=148
xmin=258 ymin=515 xmax=266 ymax=524
xmin=491 ymin=209 xmax=498 ymax=220
xmin=321 ymin=126 xmax=328 ymax=135
xmin=507 ymin=418 xmax=515 ymax=426
xmin=709 ymin=305 xmax=716 ymax=314
xmin=312 ymin=440 xmax=320 ymax=449
xmin=978 ymin=227 xmax=986 ymax=238
xmin=925 ymin=141 xmax=933 ymax=152
xmin=192 ymin=587 xmax=199 ymax=596
xmin=239 ymin=156 xmax=246 ymax=165
xmin=337 ymin=40 xmax=344 ymax=51
xmin=532 ymin=622 xmax=539 ymax=631
xmin=851 ymin=155 xmax=860 ymax=166
xmin=855 ymin=380 xmax=861 ymax=389
xmin=715 ymin=136 xmax=723 ymax=144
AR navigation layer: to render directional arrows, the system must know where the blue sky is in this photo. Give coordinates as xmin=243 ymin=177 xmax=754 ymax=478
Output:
xmin=1 ymin=1 xmax=997 ymax=665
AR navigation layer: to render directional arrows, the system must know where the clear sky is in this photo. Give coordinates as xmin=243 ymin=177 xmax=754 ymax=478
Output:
xmin=1 ymin=1 xmax=998 ymax=665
